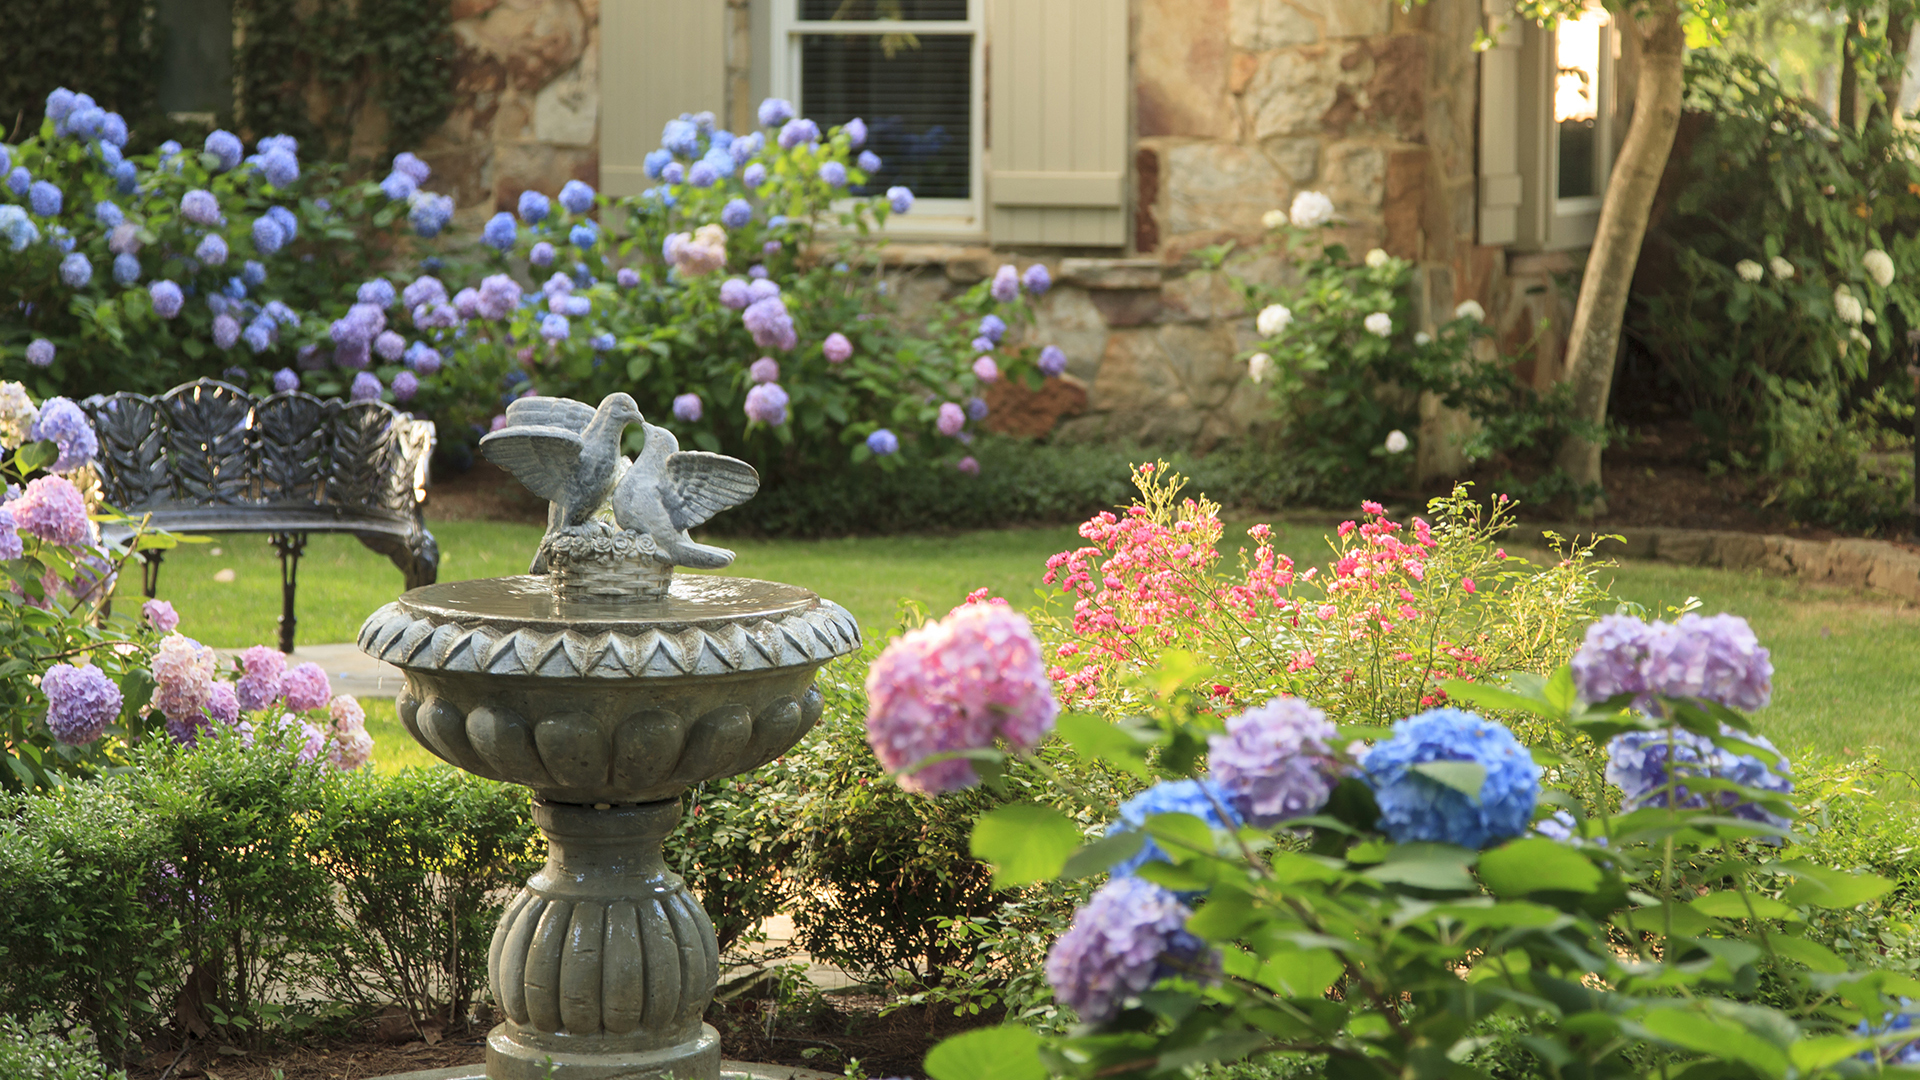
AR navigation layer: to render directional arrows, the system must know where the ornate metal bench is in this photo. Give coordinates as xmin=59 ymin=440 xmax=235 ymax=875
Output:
xmin=82 ymin=378 xmax=439 ymax=652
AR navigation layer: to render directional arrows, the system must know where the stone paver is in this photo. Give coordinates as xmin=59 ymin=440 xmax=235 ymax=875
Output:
xmin=218 ymin=642 xmax=408 ymax=699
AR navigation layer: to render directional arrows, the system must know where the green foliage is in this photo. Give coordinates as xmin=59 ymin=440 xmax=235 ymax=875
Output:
xmin=1625 ymin=52 xmax=1916 ymax=531
xmin=0 ymin=1 xmax=157 ymax=144
xmin=0 ymin=1015 xmax=125 ymax=1080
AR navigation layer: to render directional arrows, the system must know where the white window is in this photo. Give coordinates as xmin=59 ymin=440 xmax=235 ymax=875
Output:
xmin=767 ymin=0 xmax=987 ymax=237
xmin=1478 ymin=0 xmax=1617 ymax=250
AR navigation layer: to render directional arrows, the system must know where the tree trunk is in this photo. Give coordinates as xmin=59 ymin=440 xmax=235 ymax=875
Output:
xmin=1552 ymin=2 xmax=1688 ymax=512
xmin=1876 ymin=3 xmax=1914 ymax=123
xmin=1840 ymin=16 xmax=1860 ymax=129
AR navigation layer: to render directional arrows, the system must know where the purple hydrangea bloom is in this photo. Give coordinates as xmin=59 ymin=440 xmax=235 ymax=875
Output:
xmin=617 ymin=267 xmax=640 ymax=288
xmin=150 ymin=280 xmax=185 ymax=318
xmin=260 ymin=148 xmax=299 ymax=188
xmin=857 ymin=150 xmax=881 ymax=173
xmin=844 ymin=117 xmax=868 ymax=148
xmin=721 ymin=198 xmax=753 ymax=229
xmin=358 ymin=278 xmax=397 ymax=308
xmin=25 ymin=339 xmax=54 ymax=368
xmin=990 ymin=264 xmax=1019 ymax=303
xmin=747 ymin=278 xmax=780 ymax=302
xmin=1024 ymin=263 xmax=1052 ymax=296
xmin=350 ymin=372 xmax=382 ymax=402
xmin=673 ymin=393 xmax=702 ymax=422
xmin=1573 ymin=613 xmax=1772 ymax=712
xmin=887 ymin=186 xmax=914 ymax=214
xmin=1107 ymin=779 xmax=1243 ymax=879
xmin=196 ymin=233 xmax=229 ymax=266
xmin=204 ymin=681 xmax=240 ymax=727
xmin=477 ymin=274 xmax=522 ymax=320
xmin=1361 ymin=708 xmax=1540 ymax=849
xmin=1038 ymin=345 xmax=1068 ymax=377
xmin=28 ymin=181 xmax=62 ymax=217
xmin=391 ymin=151 xmax=430 ymax=184
xmin=644 ymin=148 xmax=673 ymax=179
xmin=13 ymin=475 xmax=90 ymax=545
xmin=539 ymin=313 xmax=570 ymax=341
xmin=409 ymin=192 xmax=453 ymax=238
xmin=1570 ymin=615 xmax=1652 ymax=702
xmin=111 ymin=253 xmax=141 ymax=286
xmin=374 ymin=331 xmax=406 ymax=362
xmin=212 ymin=314 xmax=241 ymax=350
xmin=379 ymin=171 xmax=417 ymax=201
xmin=661 ymin=162 xmax=685 ymax=185
xmin=272 ymin=368 xmax=299 ymax=393
xmin=757 ymin=98 xmax=795 ymax=127
xmin=1207 ymin=697 xmax=1338 ymax=827
xmin=335 ymin=339 xmax=371 ymax=370
xmin=764 ymin=240 xmax=783 ymax=258
xmin=662 ymin=119 xmax=699 ymax=156
xmin=744 ymin=382 xmax=789 ymax=426
xmin=403 ymin=275 xmax=448 ymax=311
xmin=730 ymin=135 xmax=758 ymax=165
xmin=0 ymin=507 xmax=22 ymax=560
xmin=235 ymin=645 xmax=285 ymax=712
xmin=823 ymin=332 xmax=853 ymax=363
xmin=748 ymin=264 xmax=769 ymax=280
xmin=957 ymin=455 xmax=980 ymax=475
xmin=937 ymin=402 xmax=964 ymax=436
xmin=529 ymin=241 xmax=555 ymax=268
xmin=719 ymin=277 xmax=752 ymax=310
xmin=404 ymin=342 xmax=441 ymax=375
xmin=205 ymin=130 xmax=243 ymax=171
xmin=965 ymin=396 xmax=989 ymax=422
xmin=43 ymin=663 xmax=123 ymax=745
xmin=30 ymin=397 xmax=98 ymax=472
xmin=742 ymin=296 xmax=797 ymax=351
xmin=779 ymin=118 xmax=821 ymax=150
xmin=391 ymin=370 xmax=419 ymax=402
xmin=742 ymin=163 xmax=767 ymax=189
xmin=687 ymin=161 xmax=718 ymax=188
xmin=1045 ymin=877 xmax=1215 ymax=1024
xmin=818 ymin=161 xmax=847 ymax=187
xmin=1605 ymin=725 xmax=1792 ymax=830
xmin=971 ymin=334 xmax=994 ymax=352
xmin=978 ymin=314 xmax=1007 ymax=344
xmin=482 ymin=212 xmax=517 ymax=251
xmin=749 ymin=357 xmax=780 ymax=384
xmin=866 ymin=428 xmax=899 ymax=455
xmin=558 ymin=179 xmax=595 ymax=214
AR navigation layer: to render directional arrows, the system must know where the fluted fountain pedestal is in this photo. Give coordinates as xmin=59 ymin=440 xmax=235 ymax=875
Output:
xmin=359 ymin=574 xmax=860 ymax=1080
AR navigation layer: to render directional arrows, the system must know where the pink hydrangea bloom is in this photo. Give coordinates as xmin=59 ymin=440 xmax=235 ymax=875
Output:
xmin=150 ymin=634 xmax=215 ymax=723
xmin=329 ymin=693 xmax=366 ymax=731
xmin=937 ymin=402 xmax=965 ymax=437
xmin=283 ymin=662 xmax=331 ymax=712
xmin=327 ymin=726 xmax=374 ymax=771
xmin=235 ymin=644 xmax=286 ymax=712
xmin=864 ymin=602 xmax=1057 ymax=795
xmin=13 ymin=475 xmax=90 ymax=546
xmin=971 ymin=356 xmax=1000 ymax=383
xmin=749 ymin=357 xmax=780 ymax=384
xmin=822 ymin=332 xmax=852 ymax=363
xmin=204 ymin=681 xmax=240 ymax=727
xmin=142 ymin=598 xmax=179 ymax=632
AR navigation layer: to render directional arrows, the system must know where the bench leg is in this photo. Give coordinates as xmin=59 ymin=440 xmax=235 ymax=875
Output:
xmin=140 ymin=550 xmax=163 ymax=598
xmin=271 ymin=532 xmax=308 ymax=654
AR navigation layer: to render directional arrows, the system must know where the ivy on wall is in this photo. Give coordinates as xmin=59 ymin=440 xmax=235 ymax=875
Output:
xmin=234 ymin=0 xmax=457 ymax=161
xmin=0 ymin=0 xmax=159 ymax=141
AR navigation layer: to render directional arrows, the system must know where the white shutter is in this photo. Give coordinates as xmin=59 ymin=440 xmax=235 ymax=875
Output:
xmin=600 ymin=0 xmax=728 ymax=198
xmin=987 ymin=0 xmax=1128 ymax=246
xmin=1477 ymin=0 xmax=1524 ymax=245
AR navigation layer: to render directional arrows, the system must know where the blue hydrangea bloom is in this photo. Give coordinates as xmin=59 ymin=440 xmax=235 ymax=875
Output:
xmin=1039 ymin=345 xmax=1068 ymax=377
xmin=819 ymin=161 xmax=847 ymax=187
xmin=539 ymin=313 xmax=570 ymax=341
xmin=1045 ymin=877 xmax=1214 ymax=1025
xmin=779 ymin=118 xmax=821 ymax=150
xmin=561 ymin=296 xmax=590 ymax=317
xmin=99 ymin=112 xmax=128 ymax=148
xmin=264 ymin=300 xmax=298 ymax=327
xmin=857 ymin=150 xmax=881 ymax=174
xmin=529 ymin=241 xmax=555 ymax=268
xmin=0 ymin=206 xmax=36 ymax=252
xmin=67 ymin=107 xmax=105 ymax=140
xmin=404 ymin=342 xmax=442 ymax=375
xmin=112 ymin=252 xmax=141 ymax=285
xmin=1857 ymin=1002 xmax=1920 ymax=1065
xmin=391 ymin=151 xmax=430 ymax=183
xmin=643 ymin=148 xmax=673 ymax=179
xmin=591 ymin=333 xmax=615 ymax=352
xmin=242 ymin=260 xmax=266 ymax=287
xmin=59 ymin=253 xmax=92 ymax=288
xmin=757 ymin=98 xmax=795 ymax=127
xmin=888 ymin=186 xmax=914 ymax=214
xmin=243 ymin=320 xmax=273 ymax=354
xmin=30 ymin=397 xmax=97 ymax=470
xmin=966 ymin=397 xmax=989 ymax=421
xmin=258 ymin=134 xmax=299 ymax=156
xmin=660 ymin=162 xmax=685 ymax=185
xmin=688 ymin=162 xmax=718 ymax=188
xmin=482 ymin=212 xmax=517 ymax=252
xmin=1605 ymin=725 xmax=1792 ymax=830
xmin=558 ymin=180 xmax=595 ymax=214
xmin=205 ymin=130 xmax=243 ymax=171
xmin=5 ymin=167 xmax=28 ymax=195
xmin=701 ymin=145 xmax=735 ymax=179
xmin=181 ymin=188 xmax=223 ymax=225
xmin=379 ymin=171 xmax=417 ymax=201
xmin=45 ymin=88 xmax=76 ymax=123
xmin=222 ymin=276 xmax=247 ymax=299
xmin=358 ymin=278 xmax=397 ymax=308
xmin=46 ymin=225 xmax=75 ymax=253
xmin=98 ymin=142 xmax=123 ymax=170
xmin=662 ymin=119 xmax=699 ymax=156
xmin=569 ymin=221 xmax=598 ymax=249
xmin=112 ymin=160 xmax=137 ymax=194
xmin=720 ymin=198 xmax=753 ymax=230
xmin=265 ymin=205 xmax=299 ymax=242
xmin=1106 ymin=779 xmax=1242 ymax=879
xmin=866 ymin=428 xmax=899 ymax=456
xmin=28 ymin=181 xmax=62 ymax=217
xmin=742 ymin=163 xmax=767 ymax=189
xmin=731 ymin=131 xmax=764 ymax=165
xmin=0 ymin=146 xmax=8 ymax=175
xmin=25 ymin=339 xmax=54 ymax=367
xmin=260 ymin=148 xmax=299 ymax=188
xmin=1361 ymin=709 xmax=1540 ymax=849
xmin=94 ymin=201 xmax=123 ymax=228
xmin=196 ymin=234 xmax=229 ymax=267
xmin=518 ymin=190 xmax=551 ymax=224
xmin=252 ymin=216 xmax=286 ymax=256
xmin=844 ymin=117 xmax=867 ymax=148
xmin=409 ymin=193 xmax=453 ymax=238
xmin=150 ymin=280 xmax=185 ymax=318
xmin=977 ymin=314 xmax=1007 ymax=344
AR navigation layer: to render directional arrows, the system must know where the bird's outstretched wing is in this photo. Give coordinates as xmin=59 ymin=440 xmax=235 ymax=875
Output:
xmin=479 ymin=424 xmax=585 ymax=504
xmin=662 ymin=452 xmax=759 ymax=531
xmin=504 ymin=396 xmax=597 ymax=433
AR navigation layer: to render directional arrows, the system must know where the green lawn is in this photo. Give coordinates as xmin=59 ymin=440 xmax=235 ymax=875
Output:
xmin=123 ymin=518 xmax=1920 ymax=776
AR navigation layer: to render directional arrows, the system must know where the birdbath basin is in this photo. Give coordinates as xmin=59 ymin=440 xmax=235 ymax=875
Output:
xmin=358 ymin=395 xmax=860 ymax=1080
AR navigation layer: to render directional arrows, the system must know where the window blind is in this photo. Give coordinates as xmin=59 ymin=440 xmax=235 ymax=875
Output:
xmin=799 ymin=32 xmax=973 ymax=199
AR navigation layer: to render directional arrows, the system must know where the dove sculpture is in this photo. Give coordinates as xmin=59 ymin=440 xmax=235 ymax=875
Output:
xmin=478 ymin=392 xmax=642 ymax=573
xmin=611 ymin=420 xmax=760 ymax=569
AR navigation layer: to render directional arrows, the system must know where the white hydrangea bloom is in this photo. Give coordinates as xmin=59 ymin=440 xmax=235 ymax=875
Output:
xmin=0 ymin=382 xmax=38 ymax=450
xmin=1256 ymin=303 xmax=1293 ymax=337
xmin=1414 ymin=331 xmax=1433 ymax=346
xmin=1289 ymin=190 xmax=1335 ymax=229
xmin=1454 ymin=299 xmax=1485 ymax=322
xmin=1851 ymin=327 xmax=1871 ymax=348
xmin=1384 ymin=430 xmax=1410 ymax=454
xmin=1864 ymin=249 xmax=1895 ymax=288
xmin=1769 ymin=256 xmax=1795 ymax=280
xmin=1365 ymin=248 xmax=1390 ymax=268
xmin=1735 ymin=259 xmax=1764 ymax=282
xmin=1865 ymin=307 xmax=1877 ymax=325
xmin=1834 ymin=289 xmax=1863 ymax=325
xmin=1261 ymin=209 xmax=1287 ymax=230
xmin=1363 ymin=312 xmax=1392 ymax=338
xmin=1248 ymin=352 xmax=1274 ymax=384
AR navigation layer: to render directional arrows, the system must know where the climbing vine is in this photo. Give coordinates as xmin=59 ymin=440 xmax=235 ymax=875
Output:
xmin=233 ymin=0 xmax=456 ymax=161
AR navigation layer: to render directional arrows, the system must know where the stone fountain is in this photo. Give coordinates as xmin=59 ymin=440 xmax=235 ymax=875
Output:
xmin=357 ymin=393 xmax=860 ymax=1080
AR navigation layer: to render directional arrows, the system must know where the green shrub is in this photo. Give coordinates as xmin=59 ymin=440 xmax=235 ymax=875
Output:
xmin=0 ymin=1015 xmax=124 ymax=1080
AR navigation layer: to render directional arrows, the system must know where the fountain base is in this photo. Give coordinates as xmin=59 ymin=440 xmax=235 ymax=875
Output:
xmin=486 ymin=1023 xmax=721 ymax=1080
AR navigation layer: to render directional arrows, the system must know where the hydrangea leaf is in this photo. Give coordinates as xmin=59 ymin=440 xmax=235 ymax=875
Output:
xmin=1055 ymin=711 xmax=1153 ymax=777
xmin=1777 ymin=860 xmax=1893 ymax=908
xmin=1359 ymin=844 xmax=1478 ymax=891
xmin=924 ymin=1025 xmax=1046 ymax=1080
xmin=1142 ymin=812 xmax=1220 ymax=864
xmin=1480 ymin=838 xmax=1601 ymax=895
xmin=1543 ymin=665 xmax=1577 ymax=712
xmin=1690 ymin=891 xmax=1799 ymax=921
xmin=1637 ymin=1007 xmax=1790 ymax=1076
xmin=1256 ymin=948 xmax=1344 ymax=998
xmin=1184 ymin=887 xmax=1258 ymax=940
xmin=1765 ymin=935 xmax=1847 ymax=973
xmin=1155 ymin=1029 xmax=1274 ymax=1070
xmin=968 ymin=803 xmax=1081 ymax=889
xmin=1788 ymin=1036 xmax=1875 ymax=1072
xmin=1060 ymin=830 xmax=1145 ymax=880
xmin=1410 ymin=761 xmax=1487 ymax=800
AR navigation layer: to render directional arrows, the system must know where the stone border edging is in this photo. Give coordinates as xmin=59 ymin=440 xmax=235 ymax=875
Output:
xmin=366 ymin=1059 xmax=841 ymax=1080
xmin=1522 ymin=524 xmax=1920 ymax=604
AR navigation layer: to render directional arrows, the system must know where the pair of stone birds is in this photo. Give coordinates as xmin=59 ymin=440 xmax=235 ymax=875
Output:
xmin=478 ymin=393 xmax=759 ymax=574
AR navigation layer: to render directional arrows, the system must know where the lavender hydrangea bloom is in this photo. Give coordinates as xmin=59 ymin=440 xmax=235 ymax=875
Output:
xmin=13 ymin=475 xmax=90 ymax=545
xmin=28 ymin=181 xmax=62 ymax=217
xmin=58 ymin=254 xmax=91 ymax=288
xmin=537 ymin=313 xmax=569 ymax=341
xmin=742 ymin=296 xmax=797 ymax=351
xmin=374 ymin=331 xmax=406 ymax=362
xmin=477 ymin=274 xmax=522 ymax=319
xmin=966 ymin=397 xmax=989 ymax=422
xmin=673 ymin=393 xmax=702 ymax=422
xmin=1605 ymin=725 xmax=1793 ymax=830
xmin=718 ymin=277 xmax=752 ymax=310
xmin=857 ymin=150 xmax=881 ymax=173
xmin=0 ymin=507 xmax=21 ymax=560
xmin=30 ymin=398 xmax=98 ymax=472
xmin=1024 ymin=263 xmax=1052 ymax=296
xmin=687 ymin=162 xmax=718 ymax=188
xmin=617 ymin=267 xmax=640 ymax=288
xmin=866 ymin=428 xmax=899 ymax=455
xmin=347 ymin=372 xmax=380 ymax=402
xmin=937 ymin=402 xmax=964 ymax=436
xmin=150 ymin=280 xmax=185 ymax=319
xmin=1361 ymin=708 xmax=1540 ymax=849
xmin=779 ymin=118 xmax=821 ymax=150
xmin=379 ymin=172 xmax=417 ymax=201
xmin=403 ymin=275 xmax=448 ymax=311
xmin=1570 ymin=615 xmax=1652 ymax=702
xmin=721 ymin=198 xmax=753 ymax=229
xmin=272 ymin=368 xmax=299 ymax=393
xmin=196 ymin=234 xmax=229 ymax=266
xmin=972 ymin=356 xmax=1000 ymax=383
xmin=391 ymin=151 xmax=431 ymax=184
xmin=743 ymin=382 xmax=789 ymax=426
xmin=661 ymin=162 xmax=685 ymax=185
xmin=142 ymin=598 xmax=179 ymax=633
xmin=990 ymin=264 xmax=1019 ymax=303
xmin=977 ymin=314 xmax=1007 ymax=344
xmin=390 ymin=370 xmax=419 ymax=403
xmin=1106 ymin=779 xmax=1243 ymax=878
xmin=1038 ymin=345 xmax=1068 ymax=377
xmin=404 ymin=343 xmax=442 ymax=375
xmin=43 ymin=663 xmax=123 ymax=745
xmin=530 ymin=241 xmax=555 ymax=268
xmin=482 ymin=212 xmax=517 ymax=251
xmin=518 ymin=190 xmax=551 ymax=224
xmin=260 ymin=148 xmax=299 ymax=188
xmin=732 ymin=132 xmax=764 ymax=164
xmin=1643 ymin=614 xmax=1773 ymax=712
xmin=887 ymin=186 xmax=914 ymax=214
xmin=1045 ymin=877 xmax=1214 ymax=1025
xmin=757 ymin=98 xmax=795 ymax=127
xmin=823 ymin=332 xmax=853 ymax=363
xmin=844 ymin=117 xmax=868 ymax=148
xmin=5 ymin=167 xmax=28 ymax=196
xmin=409 ymin=192 xmax=453 ymax=237
xmin=644 ymin=149 xmax=673 ymax=179
xmin=1207 ymin=696 xmax=1339 ymax=827
xmin=234 ymin=645 xmax=285 ymax=712
xmin=205 ymin=130 xmax=243 ymax=171
xmin=818 ymin=161 xmax=847 ymax=187
xmin=742 ymin=163 xmax=767 ymax=189
xmin=212 ymin=314 xmax=241 ymax=350
xmin=358 ymin=278 xmax=397 ymax=308
xmin=558 ymin=179 xmax=595 ymax=214
xmin=24 ymin=339 xmax=53 ymax=368
xmin=111 ymin=252 xmax=140 ymax=286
